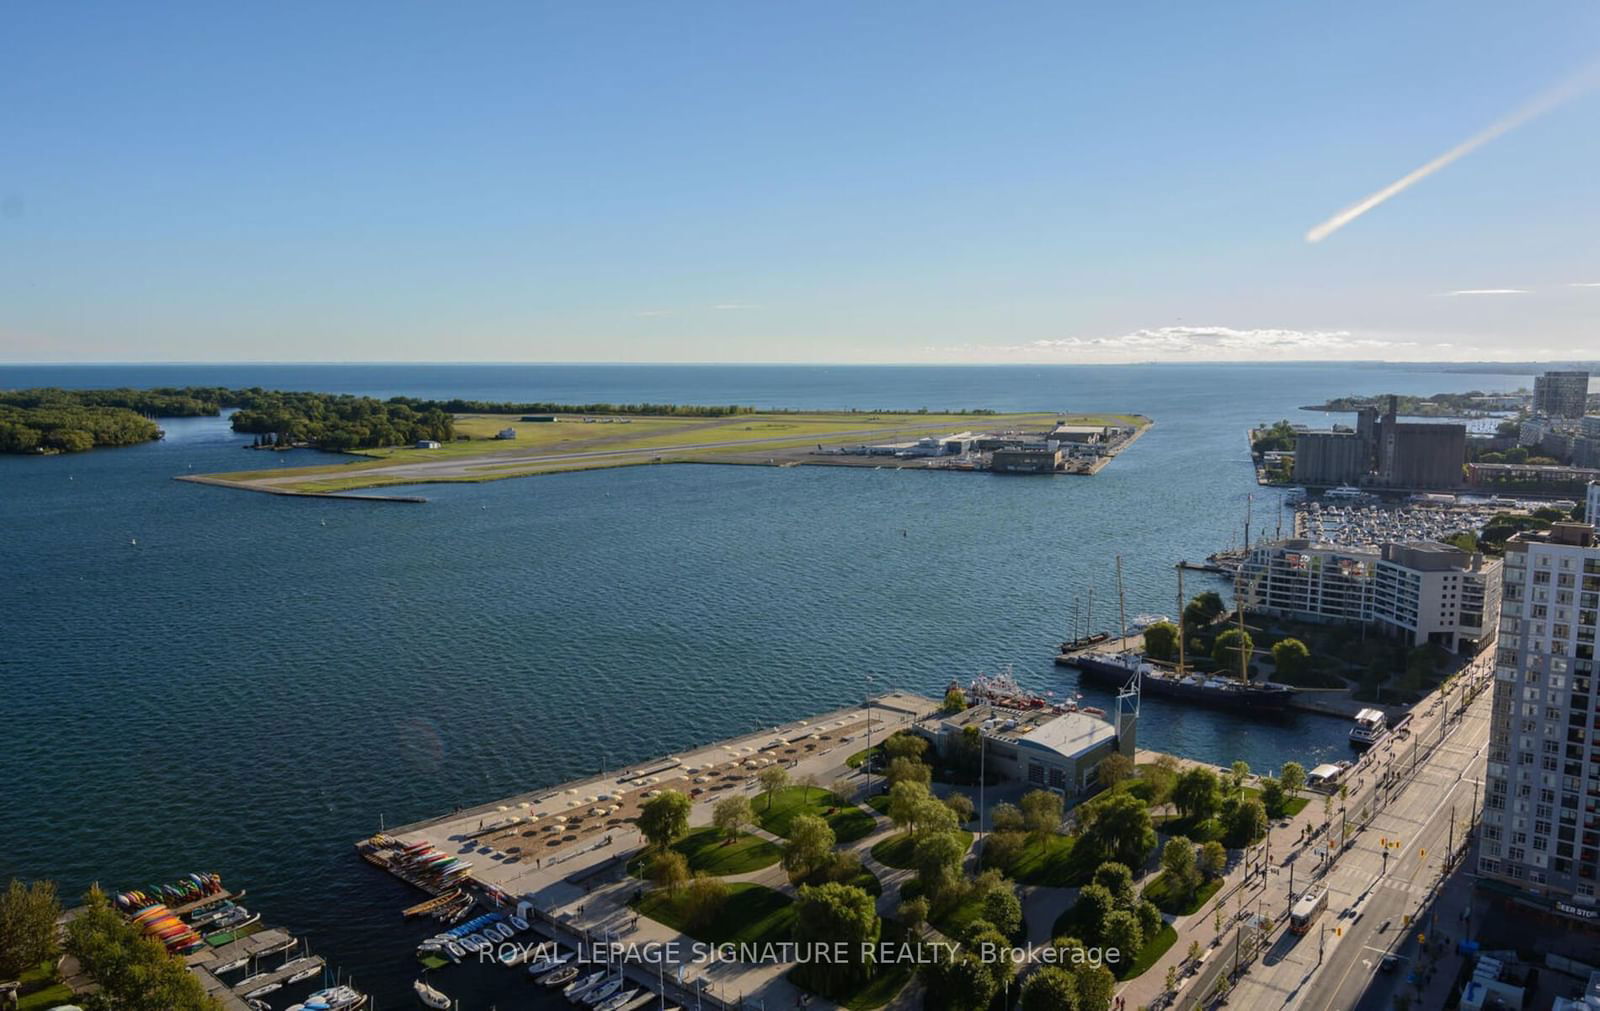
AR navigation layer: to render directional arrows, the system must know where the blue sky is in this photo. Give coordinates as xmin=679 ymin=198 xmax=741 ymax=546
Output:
xmin=3 ymin=1 xmax=1598 ymax=363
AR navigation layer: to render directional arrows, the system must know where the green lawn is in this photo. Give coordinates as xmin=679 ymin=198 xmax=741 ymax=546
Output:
xmin=758 ymin=787 xmax=877 ymax=844
xmin=1141 ymin=872 xmax=1223 ymax=916
xmin=847 ymin=745 xmax=882 ymax=769
xmin=867 ymin=793 xmax=892 ymax=815
xmin=15 ymin=962 xmax=73 ymax=1011
xmin=871 ymin=830 xmax=973 ymax=870
xmin=788 ymin=918 xmax=914 ymax=1009
xmin=984 ymin=833 xmax=1098 ymax=887
xmin=1116 ymin=923 xmax=1178 ymax=980
xmin=633 ymin=882 xmax=796 ymax=946
xmin=634 ymin=827 xmax=781 ymax=875
xmin=1155 ymin=813 xmax=1223 ymax=844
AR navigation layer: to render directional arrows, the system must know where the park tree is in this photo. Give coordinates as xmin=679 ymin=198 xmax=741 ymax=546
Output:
xmin=0 ymin=878 xmax=61 ymax=980
xmin=1160 ymin=838 xmax=1200 ymax=899
xmin=783 ymin=815 xmax=837 ymax=880
xmin=1020 ymin=965 xmax=1080 ymax=1011
xmin=1143 ymin=620 xmax=1180 ymax=661
xmin=942 ymin=686 xmax=966 ymax=712
xmin=64 ymin=886 xmax=222 ymax=1011
xmin=951 ymin=724 xmax=983 ymax=775
xmin=913 ymin=831 xmax=971 ymax=899
xmin=830 ymin=778 xmax=856 ymax=804
xmin=712 ymin=795 xmax=754 ymax=841
xmin=1082 ymin=792 xmax=1156 ymax=868
xmin=1260 ymin=776 xmax=1287 ymax=817
xmin=980 ymin=830 xmax=1025 ymax=874
xmin=1280 ymin=761 xmax=1306 ymax=799
xmin=1213 ymin=627 xmax=1254 ymax=674
xmin=1020 ymin=789 xmax=1064 ymax=840
xmin=682 ymin=873 xmax=730 ymax=930
xmin=799 ymin=771 xmax=821 ymax=802
xmin=886 ymin=756 xmax=932 ymax=789
xmin=1096 ymin=752 xmax=1135 ymax=790
xmin=1199 ymin=840 xmax=1228 ymax=879
xmin=1072 ymin=883 xmax=1116 ymax=944
xmin=883 ymin=732 xmax=928 ymax=763
xmin=793 ymin=883 xmax=881 ymax=991
xmin=1091 ymin=862 xmax=1136 ymax=908
xmin=758 ymin=765 xmax=791 ymax=810
xmin=1071 ymin=962 xmax=1116 ymax=1011
xmin=990 ymin=802 xmax=1026 ymax=834
xmin=1223 ymin=796 xmax=1270 ymax=848
xmin=963 ymin=919 xmax=1017 ymax=995
xmin=888 ymin=780 xmax=933 ymax=834
xmin=914 ymin=796 xmax=960 ymax=838
xmin=1230 ymin=760 xmax=1251 ymax=795
xmin=1271 ymin=637 xmax=1311 ymax=679
xmin=943 ymin=791 xmax=975 ymax=824
xmin=897 ymin=896 xmax=929 ymax=935
xmin=1172 ymin=767 xmax=1221 ymax=822
xmin=1135 ymin=898 xmax=1162 ymax=940
xmin=981 ymin=883 xmax=1023 ymax=939
xmin=925 ymin=950 xmax=998 ymax=1011
xmin=1101 ymin=910 xmax=1144 ymax=969
xmin=648 ymin=850 xmax=689 ymax=895
xmin=639 ymin=790 xmax=693 ymax=850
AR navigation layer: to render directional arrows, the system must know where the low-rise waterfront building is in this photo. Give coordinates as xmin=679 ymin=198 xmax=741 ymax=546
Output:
xmin=922 ymin=701 xmax=1131 ymax=797
xmin=1240 ymin=537 xmax=1500 ymax=653
xmin=415 ymin=439 xmax=442 ymax=449
xmin=990 ymin=446 xmax=1061 ymax=473
xmin=1477 ymin=521 xmax=1600 ymax=924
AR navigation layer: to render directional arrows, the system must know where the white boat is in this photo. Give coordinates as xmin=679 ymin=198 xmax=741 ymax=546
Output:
xmin=1349 ymin=707 xmax=1388 ymax=750
xmin=444 ymin=940 xmax=464 ymax=962
xmin=564 ymin=970 xmax=606 ymax=999
xmin=286 ymin=964 xmax=323 ymax=984
xmin=583 ymin=980 xmax=623 ymax=1006
xmin=540 ymin=964 xmax=580 ymax=987
xmin=213 ymin=955 xmax=250 ymax=974
xmin=462 ymin=932 xmax=486 ymax=951
xmin=414 ymin=978 xmax=452 ymax=1010
xmin=243 ymin=982 xmax=283 ymax=999
xmin=286 ymin=986 xmax=367 ymax=1011
xmin=595 ymin=989 xmax=639 ymax=1011
xmin=236 ymin=970 xmax=273 ymax=990
xmin=256 ymin=935 xmax=298 ymax=957
xmin=490 ymin=922 xmax=514 ymax=940
xmin=526 ymin=952 xmax=570 ymax=975
xmin=509 ymin=914 xmax=530 ymax=932
xmin=497 ymin=943 xmax=524 ymax=968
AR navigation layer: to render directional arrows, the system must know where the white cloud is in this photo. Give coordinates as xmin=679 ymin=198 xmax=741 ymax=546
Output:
xmin=921 ymin=325 xmax=1479 ymax=363
xmin=1569 ymin=282 xmax=1600 ymax=288
xmin=1441 ymin=288 xmax=1529 ymax=296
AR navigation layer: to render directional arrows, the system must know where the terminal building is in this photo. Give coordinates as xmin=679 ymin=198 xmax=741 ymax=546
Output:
xmin=1240 ymin=538 xmax=1501 ymax=654
xmin=1292 ymin=396 xmax=1466 ymax=491
xmin=1477 ymin=521 xmax=1600 ymax=925
xmin=916 ymin=676 xmax=1138 ymax=798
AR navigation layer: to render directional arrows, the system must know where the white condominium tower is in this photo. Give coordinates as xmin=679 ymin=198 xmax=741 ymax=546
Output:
xmin=1479 ymin=521 xmax=1600 ymax=922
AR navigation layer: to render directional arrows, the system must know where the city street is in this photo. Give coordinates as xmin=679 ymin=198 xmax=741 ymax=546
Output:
xmin=1166 ymin=661 xmax=1493 ymax=1011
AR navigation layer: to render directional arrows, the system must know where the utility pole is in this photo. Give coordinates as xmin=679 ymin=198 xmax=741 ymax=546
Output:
xmin=864 ymin=675 xmax=875 ymax=797
xmin=1448 ymin=804 xmax=1455 ymax=864
xmin=1319 ymin=920 xmax=1325 ymax=964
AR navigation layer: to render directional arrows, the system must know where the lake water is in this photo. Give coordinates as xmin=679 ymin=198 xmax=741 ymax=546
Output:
xmin=0 ymin=362 xmax=1527 ymax=1008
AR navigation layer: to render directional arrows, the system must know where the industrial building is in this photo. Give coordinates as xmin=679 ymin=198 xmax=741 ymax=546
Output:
xmin=990 ymin=446 xmax=1062 ymax=474
xmin=1477 ymin=521 xmax=1600 ymax=924
xmin=1240 ymin=537 xmax=1501 ymax=653
xmin=1534 ymin=370 xmax=1592 ymax=419
xmin=1292 ymin=396 xmax=1466 ymax=491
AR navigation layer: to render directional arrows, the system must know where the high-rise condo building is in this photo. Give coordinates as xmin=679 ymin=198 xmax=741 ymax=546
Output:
xmin=1534 ymin=371 xmax=1592 ymax=420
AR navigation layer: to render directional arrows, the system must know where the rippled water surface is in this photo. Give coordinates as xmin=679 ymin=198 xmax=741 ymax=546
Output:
xmin=0 ymin=362 xmax=1524 ymax=1007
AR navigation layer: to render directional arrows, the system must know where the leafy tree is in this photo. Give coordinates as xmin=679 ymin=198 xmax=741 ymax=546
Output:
xmin=1101 ymin=909 xmax=1144 ymax=967
xmin=1160 ymin=838 xmax=1200 ymax=898
xmin=1071 ymin=962 xmax=1115 ymax=1011
xmin=1072 ymin=883 xmax=1116 ymax=944
xmin=758 ymin=765 xmax=791 ymax=809
xmin=1097 ymin=752 xmax=1135 ymax=789
xmin=1199 ymin=840 xmax=1228 ymax=879
xmin=1280 ymin=761 xmax=1306 ymax=799
xmin=1135 ymin=898 xmax=1162 ymax=940
xmin=1213 ymin=627 xmax=1254 ymax=673
xmin=925 ymin=951 xmax=998 ymax=1011
xmin=64 ymin=886 xmax=222 ymax=1011
xmin=981 ymin=884 xmax=1023 ymax=939
xmin=897 ymin=896 xmax=929 ymax=935
xmin=963 ymin=919 xmax=1017 ymax=994
xmin=1020 ymin=789 xmax=1064 ymax=840
xmin=1260 ymin=777 xmax=1287 ymax=817
xmin=1091 ymin=862 xmax=1136 ymax=908
xmin=682 ymin=873 xmax=730 ymax=930
xmin=884 ymin=732 xmax=929 ymax=763
xmin=942 ymin=687 xmax=967 ymax=713
xmin=783 ymin=814 xmax=837 ymax=880
xmin=1222 ymin=796 xmax=1270 ymax=847
xmin=888 ymin=780 xmax=933 ymax=834
xmin=1184 ymin=591 xmax=1225 ymax=629
xmin=943 ymin=791 xmax=975 ymax=824
xmin=648 ymin=850 xmax=689 ymax=895
xmin=799 ymin=772 xmax=821 ymax=802
xmin=638 ymin=790 xmax=693 ymax=850
xmin=913 ymin=831 xmax=971 ymax=899
xmin=1230 ymin=760 xmax=1251 ymax=796
xmin=1172 ymin=767 xmax=1221 ymax=822
xmin=712 ymin=795 xmax=754 ymax=841
xmin=885 ymin=757 xmax=931 ymax=789
xmin=793 ymin=883 xmax=880 ymax=991
xmin=1082 ymin=793 xmax=1156 ymax=868
xmin=1143 ymin=620 xmax=1180 ymax=661
xmin=914 ymin=796 xmax=960 ymax=838
xmin=0 ymin=878 xmax=61 ymax=980
xmin=830 ymin=778 xmax=856 ymax=805
xmin=980 ymin=830 xmax=1025 ymax=874
xmin=815 ymin=849 xmax=864 ymax=886
xmin=1271 ymin=637 xmax=1311 ymax=678
xmin=1019 ymin=965 xmax=1080 ymax=1011
xmin=951 ymin=724 xmax=983 ymax=775
xmin=990 ymin=802 xmax=1026 ymax=834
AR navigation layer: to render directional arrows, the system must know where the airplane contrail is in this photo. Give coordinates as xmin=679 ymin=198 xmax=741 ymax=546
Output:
xmin=1306 ymin=62 xmax=1600 ymax=243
